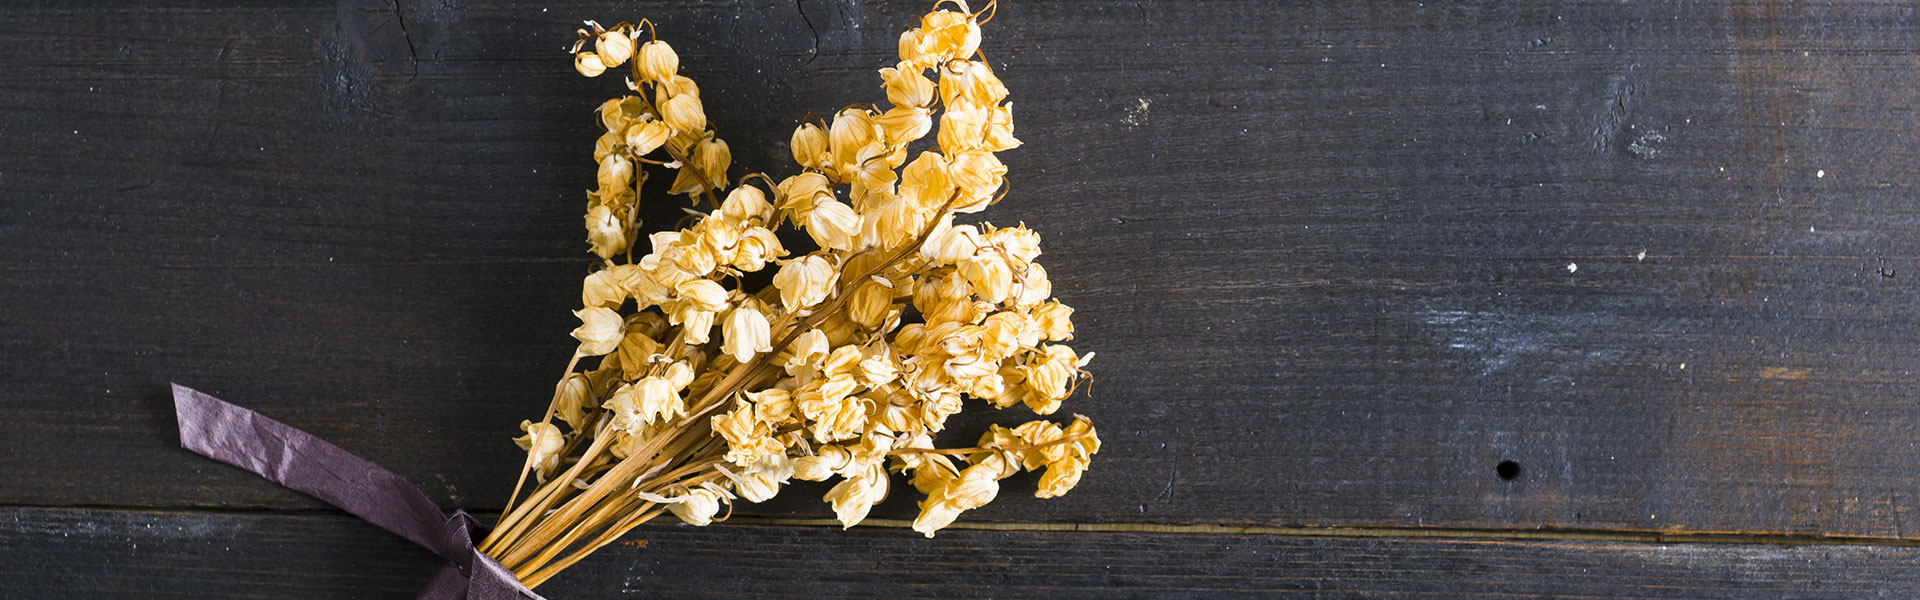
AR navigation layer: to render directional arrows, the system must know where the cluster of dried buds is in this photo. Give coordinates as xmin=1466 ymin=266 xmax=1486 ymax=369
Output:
xmin=485 ymin=2 xmax=1095 ymax=588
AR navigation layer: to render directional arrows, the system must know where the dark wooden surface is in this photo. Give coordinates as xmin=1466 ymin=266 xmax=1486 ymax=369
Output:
xmin=14 ymin=506 xmax=1920 ymax=599
xmin=5 ymin=0 xmax=1920 ymax=597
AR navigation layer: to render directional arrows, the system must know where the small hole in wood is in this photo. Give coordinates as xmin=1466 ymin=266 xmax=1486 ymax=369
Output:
xmin=1496 ymin=460 xmax=1521 ymax=481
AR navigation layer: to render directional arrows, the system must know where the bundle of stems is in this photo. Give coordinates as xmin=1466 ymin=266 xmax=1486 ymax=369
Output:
xmin=482 ymin=1 xmax=1098 ymax=588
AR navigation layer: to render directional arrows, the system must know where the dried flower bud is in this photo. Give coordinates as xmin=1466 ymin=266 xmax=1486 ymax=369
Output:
xmin=959 ymin=252 xmax=1014 ymax=304
xmin=624 ymin=119 xmax=672 ymax=156
xmin=574 ymin=51 xmax=607 ymax=77
xmin=582 ymin=269 xmax=627 ymax=308
xmin=553 ymin=374 xmax=596 ymax=430
xmin=597 ymin=153 xmax=634 ymax=191
xmin=773 ymin=255 xmax=837 ymax=311
xmin=790 ymin=123 xmax=829 ymax=170
xmin=666 ymin=487 xmax=724 ymax=526
xmin=983 ymin=102 xmax=1021 ymax=151
xmin=1032 ymin=301 xmax=1074 ymax=341
xmin=826 ymin=466 xmax=889 ymax=528
xmin=720 ymin=186 xmax=772 ymax=223
xmin=596 ymin=29 xmax=635 ymax=67
xmin=570 ymin=306 xmax=625 ymax=356
xmin=881 ymin=62 xmax=937 ymax=109
xmin=675 ymin=279 xmax=730 ymax=313
xmin=804 ymin=200 xmax=861 ymax=252
xmin=847 ymin=279 xmax=894 ymax=330
xmin=876 ymin=106 xmax=934 ymax=149
xmin=635 ymin=40 xmax=679 ymax=82
xmin=722 ymin=300 xmax=774 ymax=363
xmin=794 ymin=445 xmax=851 ymax=481
xmin=660 ymin=92 xmax=706 ymax=133
xmin=947 ymin=150 xmax=1006 ymax=213
xmin=941 ymin=60 xmax=1008 ymax=108
xmin=514 ymin=420 xmax=567 ymax=478
xmin=692 ymin=136 xmax=731 ymax=190
xmin=919 ymin=10 xmax=982 ymax=63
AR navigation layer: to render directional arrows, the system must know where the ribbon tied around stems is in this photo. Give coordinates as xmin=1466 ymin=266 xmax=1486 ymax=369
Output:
xmin=170 ymin=384 xmax=544 ymax=600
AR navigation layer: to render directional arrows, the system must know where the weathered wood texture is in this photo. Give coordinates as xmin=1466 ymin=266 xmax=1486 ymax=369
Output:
xmin=5 ymin=0 xmax=1920 ymax=553
xmin=9 ymin=506 xmax=1920 ymax=599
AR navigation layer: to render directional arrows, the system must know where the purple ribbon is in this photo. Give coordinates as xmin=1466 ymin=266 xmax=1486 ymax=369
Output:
xmin=171 ymin=384 xmax=544 ymax=600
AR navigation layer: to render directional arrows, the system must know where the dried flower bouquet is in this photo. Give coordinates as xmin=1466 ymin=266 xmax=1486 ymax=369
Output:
xmin=478 ymin=1 xmax=1097 ymax=588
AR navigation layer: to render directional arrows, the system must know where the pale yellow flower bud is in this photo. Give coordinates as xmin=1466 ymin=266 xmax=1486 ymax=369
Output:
xmin=1032 ymin=301 xmax=1075 ymax=341
xmin=615 ymin=263 xmax=671 ymax=307
xmin=876 ymin=106 xmax=934 ymax=149
xmin=675 ymin=279 xmax=729 ymax=312
xmin=720 ymin=186 xmax=772 ymax=224
xmin=573 ymin=51 xmax=607 ymax=77
xmin=570 ymin=307 xmax=625 ymax=356
xmin=634 ymin=40 xmax=679 ymax=82
xmin=666 ymin=487 xmax=723 ymax=526
xmin=748 ymin=388 xmax=796 ymax=426
xmin=514 ymin=420 xmax=567 ymax=478
xmin=919 ymin=10 xmax=981 ymax=63
xmin=794 ymin=445 xmax=851 ymax=481
xmin=596 ymin=29 xmax=635 ymax=67
xmin=780 ymin=328 xmax=831 ymax=375
xmin=615 ymin=329 xmax=664 ymax=381
xmin=554 ymin=374 xmax=595 ymax=430
xmin=847 ymin=279 xmax=894 ymax=330
xmin=1020 ymin=345 xmax=1079 ymax=413
xmin=937 ymin=103 xmax=988 ymax=152
xmin=790 ymin=122 xmax=829 ymax=170
xmin=597 ymin=153 xmax=634 ymax=191
xmin=693 ymin=136 xmax=731 ymax=190
xmin=721 ymin=301 xmax=774 ymax=363
xmin=1013 ymin=262 xmax=1052 ymax=308
xmin=983 ymin=102 xmax=1021 ymax=152
xmin=898 ymin=28 xmax=939 ymax=70
xmin=941 ymin=60 xmax=1007 ymax=108
xmin=623 ymin=120 xmax=672 ymax=156
xmin=773 ymin=255 xmax=837 ymax=312
xmin=980 ymin=311 xmax=1034 ymax=359
xmin=660 ymin=92 xmax=706 ymax=133
xmin=805 ymin=200 xmax=861 ymax=252
xmin=776 ymin=172 xmax=833 ymax=219
xmin=826 ymin=467 xmax=889 ymax=528
xmin=922 ymin=220 xmax=982 ymax=266
xmin=1037 ymin=455 xmax=1089 ymax=499
xmin=732 ymin=226 xmax=785 ymax=272
xmin=959 ymin=252 xmax=1014 ymax=304
xmin=881 ymin=62 xmax=937 ymax=109
xmin=828 ymin=108 xmax=878 ymax=175
xmin=856 ymin=348 xmax=899 ymax=388
xmin=680 ymin=308 xmax=716 ymax=344
xmin=582 ymin=269 xmax=626 ymax=309
xmin=947 ymin=150 xmax=1006 ymax=213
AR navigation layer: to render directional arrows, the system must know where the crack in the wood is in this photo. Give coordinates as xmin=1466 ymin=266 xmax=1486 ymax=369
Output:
xmin=390 ymin=0 xmax=419 ymax=80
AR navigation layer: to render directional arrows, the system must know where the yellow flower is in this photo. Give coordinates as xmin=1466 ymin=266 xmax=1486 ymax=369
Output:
xmin=804 ymin=199 xmax=861 ymax=252
xmin=692 ymin=136 xmax=731 ymax=190
xmin=773 ymin=255 xmax=837 ymax=311
xmin=731 ymin=226 xmax=784 ymax=271
xmin=825 ymin=465 xmax=889 ymax=528
xmin=660 ymin=92 xmax=706 ymax=134
xmin=940 ymin=60 xmax=1007 ymax=108
xmin=664 ymin=487 xmax=725 ymax=526
xmin=570 ymin=307 xmax=625 ymax=355
xmin=674 ymin=279 xmax=730 ymax=312
xmin=595 ymin=28 xmax=634 ymax=67
xmin=584 ymin=204 xmax=627 ymax=259
xmin=946 ymin=150 xmax=1006 ymax=213
xmin=582 ymin=269 xmax=627 ymax=309
xmin=790 ymin=122 xmax=829 ymax=170
xmin=635 ymin=40 xmax=679 ymax=83
xmin=573 ymin=51 xmax=607 ymax=77
xmin=794 ymin=444 xmax=852 ymax=481
xmin=1020 ymin=345 xmax=1080 ymax=414
xmin=721 ymin=300 xmax=773 ymax=363
xmin=876 ymin=106 xmax=933 ymax=149
xmin=1032 ymin=301 xmax=1074 ymax=341
xmin=553 ymin=374 xmax=596 ymax=430
xmin=719 ymin=185 xmax=773 ymax=224
xmin=624 ymin=119 xmax=672 ymax=156
xmin=959 ymin=252 xmax=1013 ymax=304
xmin=881 ymin=62 xmax=937 ymax=109
xmin=514 ymin=420 xmax=567 ymax=479
xmin=983 ymin=102 xmax=1021 ymax=151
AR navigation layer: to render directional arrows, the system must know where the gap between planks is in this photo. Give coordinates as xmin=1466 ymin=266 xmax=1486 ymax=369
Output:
xmin=12 ymin=503 xmax=1920 ymax=549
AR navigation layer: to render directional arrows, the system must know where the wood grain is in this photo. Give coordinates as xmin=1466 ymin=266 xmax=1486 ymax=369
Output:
xmin=4 ymin=0 xmax=1920 ymax=544
xmin=8 ymin=506 xmax=1919 ymax=599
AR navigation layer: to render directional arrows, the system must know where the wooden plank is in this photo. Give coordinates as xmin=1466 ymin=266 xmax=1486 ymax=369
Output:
xmin=5 ymin=1 xmax=1920 ymax=538
xmin=4 ymin=506 xmax=1918 ymax=598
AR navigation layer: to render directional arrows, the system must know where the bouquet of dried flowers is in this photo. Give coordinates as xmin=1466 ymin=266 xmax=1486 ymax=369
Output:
xmin=482 ymin=1 xmax=1097 ymax=588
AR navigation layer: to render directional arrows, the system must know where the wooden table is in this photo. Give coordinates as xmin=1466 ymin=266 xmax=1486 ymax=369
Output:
xmin=6 ymin=1 xmax=1920 ymax=597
